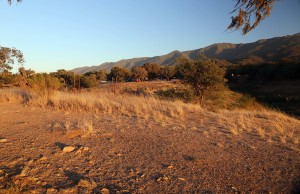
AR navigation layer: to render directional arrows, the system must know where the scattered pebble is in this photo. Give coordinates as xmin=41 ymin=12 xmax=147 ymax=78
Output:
xmin=39 ymin=157 xmax=47 ymax=161
xmin=101 ymin=188 xmax=110 ymax=194
xmin=46 ymin=188 xmax=58 ymax=194
xmin=83 ymin=147 xmax=89 ymax=151
xmin=63 ymin=146 xmax=76 ymax=153
xmin=78 ymin=179 xmax=92 ymax=188
xmin=75 ymin=149 xmax=82 ymax=155
xmin=168 ymin=165 xmax=175 ymax=169
xmin=0 ymin=139 xmax=8 ymax=143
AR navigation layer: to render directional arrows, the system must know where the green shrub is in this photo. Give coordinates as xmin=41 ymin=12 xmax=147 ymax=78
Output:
xmin=155 ymin=87 xmax=196 ymax=102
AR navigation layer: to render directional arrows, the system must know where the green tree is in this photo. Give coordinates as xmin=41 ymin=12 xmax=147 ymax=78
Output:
xmin=161 ymin=66 xmax=175 ymax=81
xmin=0 ymin=47 xmax=24 ymax=73
xmin=51 ymin=69 xmax=74 ymax=87
xmin=143 ymin=63 xmax=161 ymax=80
xmin=27 ymin=73 xmax=62 ymax=91
xmin=95 ymin=70 xmax=107 ymax=81
xmin=18 ymin=67 xmax=35 ymax=78
xmin=228 ymin=0 xmax=276 ymax=35
xmin=131 ymin=66 xmax=148 ymax=81
xmin=177 ymin=59 xmax=227 ymax=105
xmin=80 ymin=74 xmax=97 ymax=88
xmin=110 ymin=67 xmax=131 ymax=82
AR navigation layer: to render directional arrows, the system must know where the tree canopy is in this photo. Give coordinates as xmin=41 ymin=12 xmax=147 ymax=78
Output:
xmin=177 ymin=59 xmax=227 ymax=104
xmin=228 ymin=0 xmax=276 ymax=35
xmin=0 ymin=47 xmax=24 ymax=73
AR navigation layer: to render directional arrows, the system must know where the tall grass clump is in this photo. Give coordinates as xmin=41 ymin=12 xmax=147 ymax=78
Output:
xmin=0 ymin=88 xmax=31 ymax=104
xmin=26 ymin=90 xmax=201 ymax=120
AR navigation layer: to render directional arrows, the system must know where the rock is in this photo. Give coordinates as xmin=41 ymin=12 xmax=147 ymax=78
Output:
xmin=83 ymin=147 xmax=89 ymax=151
xmin=78 ymin=179 xmax=97 ymax=188
xmin=0 ymin=139 xmax=8 ymax=143
xmin=78 ymin=179 xmax=91 ymax=188
xmin=63 ymin=146 xmax=76 ymax=153
xmin=39 ymin=157 xmax=47 ymax=161
xmin=101 ymin=188 xmax=110 ymax=194
xmin=46 ymin=188 xmax=58 ymax=194
xmin=75 ymin=149 xmax=82 ymax=155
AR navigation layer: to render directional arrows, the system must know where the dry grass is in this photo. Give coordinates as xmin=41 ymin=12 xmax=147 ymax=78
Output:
xmin=215 ymin=109 xmax=300 ymax=144
xmin=0 ymin=88 xmax=30 ymax=104
xmin=24 ymin=89 xmax=200 ymax=121
xmin=1 ymin=87 xmax=300 ymax=146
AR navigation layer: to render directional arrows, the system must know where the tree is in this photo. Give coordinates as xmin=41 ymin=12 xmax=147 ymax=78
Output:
xmin=161 ymin=66 xmax=175 ymax=81
xmin=51 ymin=69 xmax=74 ymax=87
xmin=228 ymin=0 xmax=276 ymax=35
xmin=95 ymin=70 xmax=107 ymax=81
xmin=131 ymin=66 xmax=148 ymax=81
xmin=177 ymin=59 xmax=227 ymax=105
xmin=110 ymin=67 xmax=131 ymax=82
xmin=0 ymin=47 xmax=24 ymax=73
xmin=143 ymin=63 xmax=161 ymax=80
xmin=18 ymin=67 xmax=35 ymax=78
xmin=80 ymin=74 xmax=97 ymax=88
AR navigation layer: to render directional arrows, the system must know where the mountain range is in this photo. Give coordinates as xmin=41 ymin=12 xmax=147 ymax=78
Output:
xmin=71 ymin=33 xmax=300 ymax=74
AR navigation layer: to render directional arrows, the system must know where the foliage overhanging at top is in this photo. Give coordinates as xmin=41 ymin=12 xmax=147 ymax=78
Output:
xmin=228 ymin=0 xmax=276 ymax=35
xmin=7 ymin=0 xmax=278 ymax=35
xmin=7 ymin=0 xmax=22 ymax=5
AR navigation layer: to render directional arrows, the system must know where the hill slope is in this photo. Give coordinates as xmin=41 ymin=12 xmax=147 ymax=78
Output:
xmin=71 ymin=33 xmax=300 ymax=74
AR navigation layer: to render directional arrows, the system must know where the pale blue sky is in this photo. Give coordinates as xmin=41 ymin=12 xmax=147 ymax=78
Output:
xmin=1 ymin=0 xmax=300 ymax=72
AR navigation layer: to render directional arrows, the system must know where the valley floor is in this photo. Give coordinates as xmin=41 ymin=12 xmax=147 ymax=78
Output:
xmin=0 ymin=102 xmax=300 ymax=193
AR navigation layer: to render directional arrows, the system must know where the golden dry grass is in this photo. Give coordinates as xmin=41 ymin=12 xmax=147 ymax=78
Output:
xmin=1 ymin=87 xmax=299 ymax=146
xmin=214 ymin=109 xmax=300 ymax=145
xmin=25 ymin=89 xmax=199 ymax=121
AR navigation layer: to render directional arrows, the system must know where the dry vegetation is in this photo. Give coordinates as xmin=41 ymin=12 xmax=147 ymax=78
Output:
xmin=0 ymin=83 xmax=300 ymax=193
xmin=1 ymin=85 xmax=299 ymax=148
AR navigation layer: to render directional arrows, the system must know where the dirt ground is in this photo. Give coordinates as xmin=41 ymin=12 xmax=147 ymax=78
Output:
xmin=0 ymin=103 xmax=299 ymax=193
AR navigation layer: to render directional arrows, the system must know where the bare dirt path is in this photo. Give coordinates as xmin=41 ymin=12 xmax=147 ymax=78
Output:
xmin=0 ymin=103 xmax=299 ymax=193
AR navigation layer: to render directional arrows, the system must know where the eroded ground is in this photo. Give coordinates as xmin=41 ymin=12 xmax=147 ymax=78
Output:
xmin=0 ymin=103 xmax=299 ymax=193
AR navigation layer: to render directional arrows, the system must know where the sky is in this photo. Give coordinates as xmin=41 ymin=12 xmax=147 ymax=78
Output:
xmin=1 ymin=0 xmax=300 ymax=73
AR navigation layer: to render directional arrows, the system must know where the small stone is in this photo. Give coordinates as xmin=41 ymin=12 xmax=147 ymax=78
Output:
xmin=39 ymin=157 xmax=47 ymax=161
xmin=63 ymin=146 xmax=75 ymax=153
xmin=75 ymin=149 xmax=82 ymax=155
xmin=46 ymin=188 xmax=58 ymax=194
xmin=0 ymin=139 xmax=8 ymax=143
xmin=78 ymin=179 xmax=91 ymax=188
xmin=101 ymin=188 xmax=110 ymax=194
xmin=83 ymin=147 xmax=89 ymax=151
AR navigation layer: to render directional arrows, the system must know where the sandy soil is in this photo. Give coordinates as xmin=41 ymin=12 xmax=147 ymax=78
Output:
xmin=0 ymin=103 xmax=299 ymax=193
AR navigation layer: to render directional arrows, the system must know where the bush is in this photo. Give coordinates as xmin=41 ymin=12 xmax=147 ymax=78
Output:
xmin=155 ymin=87 xmax=196 ymax=103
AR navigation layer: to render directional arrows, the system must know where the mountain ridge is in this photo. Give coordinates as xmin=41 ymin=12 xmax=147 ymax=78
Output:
xmin=71 ymin=33 xmax=300 ymax=74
